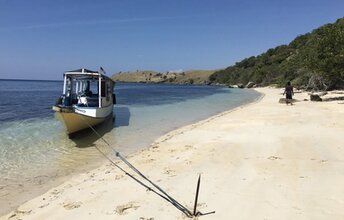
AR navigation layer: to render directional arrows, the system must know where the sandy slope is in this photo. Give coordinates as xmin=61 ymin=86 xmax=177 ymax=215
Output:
xmin=2 ymin=88 xmax=344 ymax=220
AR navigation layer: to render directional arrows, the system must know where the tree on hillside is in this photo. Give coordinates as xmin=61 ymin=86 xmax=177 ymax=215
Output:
xmin=302 ymin=19 xmax=344 ymax=89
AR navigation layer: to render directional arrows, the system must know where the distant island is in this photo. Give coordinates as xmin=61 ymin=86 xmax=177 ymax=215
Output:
xmin=112 ymin=17 xmax=344 ymax=90
xmin=111 ymin=70 xmax=216 ymax=85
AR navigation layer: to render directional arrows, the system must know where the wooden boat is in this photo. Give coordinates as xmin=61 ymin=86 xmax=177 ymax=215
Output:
xmin=52 ymin=68 xmax=115 ymax=138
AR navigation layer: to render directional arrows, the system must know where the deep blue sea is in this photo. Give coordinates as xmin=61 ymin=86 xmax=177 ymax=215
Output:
xmin=0 ymin=79 xmax=260 ymax=213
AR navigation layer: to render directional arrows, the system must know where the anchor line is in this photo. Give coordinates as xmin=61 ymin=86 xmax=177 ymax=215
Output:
xmin=76 ymin=114 xmax=193 ymax=217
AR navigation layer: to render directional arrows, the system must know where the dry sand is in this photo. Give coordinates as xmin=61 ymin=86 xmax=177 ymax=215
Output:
xmin=2 ymin=88 xmax=344 ymax=220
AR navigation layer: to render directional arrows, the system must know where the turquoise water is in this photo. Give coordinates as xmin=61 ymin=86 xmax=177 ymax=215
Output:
xmin=0 ymin=80 xmax=260 ymax=213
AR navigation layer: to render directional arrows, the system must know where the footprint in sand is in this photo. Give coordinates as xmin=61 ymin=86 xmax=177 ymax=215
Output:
xmin=185 ymin=160 xmax=192 ymax=165
xmin=144 ymin=158 xmax=155 ymax=163
xmin=50 ymin=189 xmax=62 ymax=195
xmin=115 ymin=202 xmax=140 ymax=215
xmin=63 ymin=201 xmax=82 ymax=210
xmin=39 ymin=203 xmax=50 ymax=208
xmin=151 ymin=144 xmax=159 ymax=149
xmin=163 ymin=168 xmax=176 ymax=176
xmin=49 ymin=189 xmax=64 ymax=200
xmin=115 ymin=175 xmax=124 ymax=180
xmin=168 ymin=149 xmax=177 ymax=153
xmin=8 ymin=209 xmax=32 ymax=219
xmin=185 ymin=145 xmax=193 ymax=149
xmin=267 ymin=156 xmax=282 ymax=160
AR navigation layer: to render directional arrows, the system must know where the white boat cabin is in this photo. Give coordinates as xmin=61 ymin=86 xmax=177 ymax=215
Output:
xmin=60 ymin=68 xmax=115 ymax=108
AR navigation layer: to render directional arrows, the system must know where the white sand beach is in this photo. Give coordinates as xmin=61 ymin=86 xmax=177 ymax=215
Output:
xmin=2 ymin=87 xmax=344 ymax=220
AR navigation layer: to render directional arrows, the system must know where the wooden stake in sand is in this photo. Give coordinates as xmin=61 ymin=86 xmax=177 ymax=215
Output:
xmin=79 ymin=114 xmax=214 ymax=218
xmin=192 ymin=174 xmax=215 ymax=217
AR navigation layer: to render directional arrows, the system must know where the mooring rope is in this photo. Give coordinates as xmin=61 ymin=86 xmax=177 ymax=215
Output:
xmin=76 ymin=114 xmax=193 ymax=217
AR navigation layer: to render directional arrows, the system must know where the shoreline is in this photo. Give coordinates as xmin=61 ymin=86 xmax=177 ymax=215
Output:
xmin=2 ymin=87 xmax=344 ymax=219
xmin=0 ymin=87 xmax=260 ymax=216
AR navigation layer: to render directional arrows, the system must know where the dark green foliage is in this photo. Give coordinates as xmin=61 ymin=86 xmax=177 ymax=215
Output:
xmin=301 ymin=19 xmax=344 ymax=89
xmin=210 ymin=17 xmax=344 ymax=89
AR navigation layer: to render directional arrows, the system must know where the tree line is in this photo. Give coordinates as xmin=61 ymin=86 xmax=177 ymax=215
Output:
xmin=209 ymin=17 xmax=344 ymax=90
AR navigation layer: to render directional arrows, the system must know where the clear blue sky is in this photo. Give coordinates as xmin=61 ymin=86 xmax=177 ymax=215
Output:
xmin=0 ymin=0 xmax=343 ymax=80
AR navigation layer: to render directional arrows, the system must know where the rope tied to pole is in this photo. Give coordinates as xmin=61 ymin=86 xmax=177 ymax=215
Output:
xmin=77 ymin=115 xmax=193 ymax=217
xmin=76 ymin=113 xmax=214 ymax=217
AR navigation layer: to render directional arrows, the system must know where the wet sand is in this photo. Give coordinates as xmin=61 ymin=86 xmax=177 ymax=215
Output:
xmin=2 ymin=87 xmax=344 ymax=219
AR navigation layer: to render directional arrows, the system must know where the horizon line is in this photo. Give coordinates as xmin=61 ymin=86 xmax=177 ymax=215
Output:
xmin=0 ymin=78 xmax=62 ymax=82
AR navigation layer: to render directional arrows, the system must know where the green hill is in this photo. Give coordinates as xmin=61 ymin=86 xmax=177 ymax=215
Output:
xmin=210 ymin=17 xmax=344 ymax=90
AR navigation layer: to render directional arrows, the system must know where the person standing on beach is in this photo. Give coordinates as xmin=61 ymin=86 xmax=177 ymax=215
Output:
xmin=283 ymin=81 xmax=294 ymax=105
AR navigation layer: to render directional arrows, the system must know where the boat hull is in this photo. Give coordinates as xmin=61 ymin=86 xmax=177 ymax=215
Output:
xmin=53 ymin=105 xmax=113 ymax=137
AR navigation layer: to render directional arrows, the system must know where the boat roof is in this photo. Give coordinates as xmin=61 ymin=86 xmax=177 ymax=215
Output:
xmin=64 ymin=68 xmax=113 ymax=82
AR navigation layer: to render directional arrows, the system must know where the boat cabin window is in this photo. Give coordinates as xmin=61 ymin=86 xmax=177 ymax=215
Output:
xmin=65 ymin=79 xmax=98 ymax=97
xmin=78 ymin=80 xmax=98 ymax=97
xmin=82 ymin=81 xmax=92 ymax=96
xmin=62 ymin=74 xmax=113 ymax=108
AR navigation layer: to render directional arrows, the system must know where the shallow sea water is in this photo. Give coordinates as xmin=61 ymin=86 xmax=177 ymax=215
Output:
xmin=0 ymin=80 xmax=260 ymax=213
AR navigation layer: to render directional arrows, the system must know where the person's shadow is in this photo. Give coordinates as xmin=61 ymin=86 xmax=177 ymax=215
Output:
xmin=72 ymin=106 xmax=130 ymax=148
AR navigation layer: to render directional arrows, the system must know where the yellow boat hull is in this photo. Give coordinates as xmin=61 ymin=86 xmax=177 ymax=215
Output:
xmin=53 ymin=106 xmax=111 ymax=137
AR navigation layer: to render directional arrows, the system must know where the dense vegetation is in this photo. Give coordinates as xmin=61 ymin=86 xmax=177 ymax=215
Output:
xmin=210 ymin=17 xmax=344 ymax=90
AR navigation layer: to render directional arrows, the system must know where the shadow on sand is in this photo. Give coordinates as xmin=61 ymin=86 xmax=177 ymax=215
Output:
xmin=71 ymin=106 xmax=130 ymax=148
